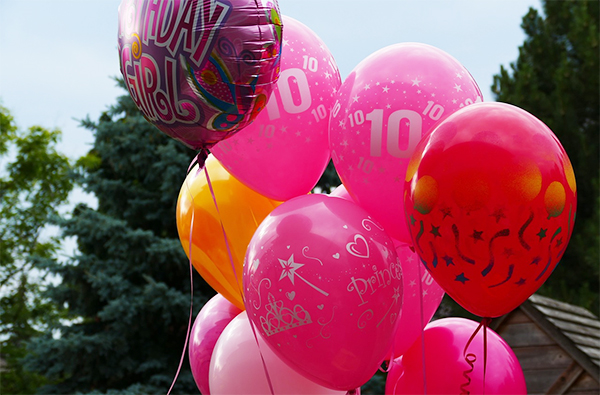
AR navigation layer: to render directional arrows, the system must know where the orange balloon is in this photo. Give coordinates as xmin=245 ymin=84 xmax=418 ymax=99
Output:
xmin=176 ymin=155 xmax=280 ymax=310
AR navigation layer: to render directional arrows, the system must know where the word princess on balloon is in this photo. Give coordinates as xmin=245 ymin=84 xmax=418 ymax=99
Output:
xmin=347 ymin=259 xmax=403 ymax=307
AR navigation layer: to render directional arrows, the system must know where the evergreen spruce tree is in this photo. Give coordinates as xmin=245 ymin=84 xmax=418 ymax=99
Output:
xmin=492 ymin=0 xmax=599 ymax=311
xmin=25 ymin=83 xmax=215 ymax=394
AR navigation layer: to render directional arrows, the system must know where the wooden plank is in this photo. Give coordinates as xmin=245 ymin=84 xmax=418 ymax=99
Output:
xmin=500 ymin=322 xmax=556 ymax=347
xmin=576 ymin=345 xmax=600 ymax=360
xmin=564 ymin=332 xmax=600 ymax=348
xmin=529 ymin=294 xmax=598 ymax=319
xmin=570 ymin=371 xmax=600 ymax=389
xmin=512 ymin=345 xmax=573 ymax=370
xmin=547 ymin=317 xmax=600 ymax=338
xmin=521 ymin=301 xmax=600 ymax=380
xmin=536 ymin=305 xmax=600 ymax=329
xmin=523 ymin=368 xmax=565 ymax=394
xmin=546 ymin=361 xmax=584 ymax=394
xmin=506 ymin=309 xmax=532 ymax=324
xmin=491 ymin=310 xmax=531 ymax=332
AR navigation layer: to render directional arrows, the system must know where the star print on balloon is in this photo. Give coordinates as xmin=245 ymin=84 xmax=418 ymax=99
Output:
xmin=278 ymin=254 xmax=329 ymax=296
xmin=279 ymin=254 xmax=304 ymax=284
xmin=404 ymin=102 xmax=577 ymax=318
xmin=329 ymin=43 xmax=482 ymax=244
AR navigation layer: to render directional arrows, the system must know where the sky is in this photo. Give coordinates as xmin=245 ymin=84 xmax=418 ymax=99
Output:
xmin=0 ymin=0 xmax=541 ymax=212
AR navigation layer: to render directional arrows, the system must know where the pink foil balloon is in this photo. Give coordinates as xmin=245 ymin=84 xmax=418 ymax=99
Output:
xmin=386 ymin=242 xmax=444 ymax=360
xmin=212 ymin=16 xmax=342 ymax=201
xmin=385 ymin=318 xmax=526 ymax=394
xmin=209 ymin=311 xmax=346 ymax=395
xmin=118 ymin=0 xmax=282 ymax=150
xmin=243 ymin=194 xmax=403 ymax=390
xmin=189 ymin=294 xmax=242 ymax=395
xmin=329 ymin=43 xmax=482 ymax=243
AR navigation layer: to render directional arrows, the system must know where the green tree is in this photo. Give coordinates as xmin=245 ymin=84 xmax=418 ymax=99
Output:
xmin=491 ymin=0 xmax=599 ymax=311
xmin=0 ymin=104 xmax=74 ymax=394
xmin=24 ymin=85 xmax=215 ymax=394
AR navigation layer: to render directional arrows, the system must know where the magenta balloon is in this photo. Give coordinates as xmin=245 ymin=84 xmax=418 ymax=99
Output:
xmin=209 ymin=311 xmax=346 ymax=394
xmin=329 ymin=43 xmax=482 ymax=243
xmin=385 ymin=317 xmax=526 ymax=394
xmin=188 ymin=294 xmax=242 ymax=395
xmin=212 ymin=16 xmax=342 ymax=200
xmin=243 ymin=194 xmax=403 ymax=390
xmin=386 ymin=242 xmax=444 ymax=360
xmin=117 ymin=0 xmax=283 ymax=150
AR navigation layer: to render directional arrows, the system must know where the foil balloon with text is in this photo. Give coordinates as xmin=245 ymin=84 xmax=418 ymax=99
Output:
xmin=243 ymin=194 xmax=403 ymax=391
xmin=212 ymin=16 xmax=341 ymax=201
xmin=117 ymin=0 xmax=282 ymax=152
xmin=404 ymin=102 xmax=577 ymax=318
xmin=176 ymin=155 xmax=280 ymax=310
xmin=329 ymin=42 xmax=482 ymax=244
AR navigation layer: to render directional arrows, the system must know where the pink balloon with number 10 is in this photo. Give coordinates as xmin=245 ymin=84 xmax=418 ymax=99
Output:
xmin=212 ymin=16 xmax=341 ymax=201
xmin=329 ymin=43 xmax=482 ymax=243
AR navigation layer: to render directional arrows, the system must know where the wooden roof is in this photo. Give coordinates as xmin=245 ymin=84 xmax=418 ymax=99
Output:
xmin=492 ymin=293 xmax=600 ymax=394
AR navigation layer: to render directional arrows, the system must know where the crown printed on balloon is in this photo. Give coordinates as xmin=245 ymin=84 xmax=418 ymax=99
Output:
xmin=260 ymin=293 xmax=312 ymax=336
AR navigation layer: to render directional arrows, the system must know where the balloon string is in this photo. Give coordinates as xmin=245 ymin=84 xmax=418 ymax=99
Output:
xmin=417 ymin=260 xmax=428 ymax=394
xmin=202 ymin=151 xmax=276 ymax=395
xmin=459 ymin=317 xmax=492 ymax=395
xmin=483 ymin=319 xmax=490 ymax=395
xmin=167 ymin=178 xmax=197 ymax=395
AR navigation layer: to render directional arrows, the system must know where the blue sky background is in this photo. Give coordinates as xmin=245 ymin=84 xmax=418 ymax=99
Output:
xmin=0 ymin=0 xmax=541 ymax=218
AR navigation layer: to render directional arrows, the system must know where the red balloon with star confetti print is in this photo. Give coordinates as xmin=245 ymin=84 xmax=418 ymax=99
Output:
xmin=403 ymin=102 xmax=577 ymax=318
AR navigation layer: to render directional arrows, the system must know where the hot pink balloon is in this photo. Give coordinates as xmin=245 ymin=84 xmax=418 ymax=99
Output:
xmin=386 ymin=242 xmax=444 ymax=360
xmin=212 ymin=16 xmax=342 ymax=200
xmin=386 ymin=317 xmax=526 ymax=394
xmin=243 ymin=194 xmax=403 ymax=390
xmin=209 ymin=311 xmax=346 ymax=395
xmin=189 ymin=294 xmax=242 ymax=395
xmin=118 ymin=0 xmax=283 ymax=151
xmin=329 ymin=43 xmax=482 ymax=243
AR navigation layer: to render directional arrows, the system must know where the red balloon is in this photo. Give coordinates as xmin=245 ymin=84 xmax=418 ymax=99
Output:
xmin=404 ymin=102 xmax=576 ymax=317
xmin=118 ymin=0 xmax=283 ymax=150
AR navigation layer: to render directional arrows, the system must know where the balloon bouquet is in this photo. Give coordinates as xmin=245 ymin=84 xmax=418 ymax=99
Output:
xmin=117 ymin=1 xmax=577 ymax=394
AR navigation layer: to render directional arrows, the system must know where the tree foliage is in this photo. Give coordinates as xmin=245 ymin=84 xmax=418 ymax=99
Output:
xmin=491 ymin=0 xmax=599 ymax=310
xmin=1 ymin=104 xmax=74 ymax=394
xmin=23 ymin=84 xmax=215 ymax=394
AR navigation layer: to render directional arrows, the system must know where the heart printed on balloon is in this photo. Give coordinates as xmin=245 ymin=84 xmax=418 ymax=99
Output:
xmin=243 ymin=194 xmax=403 ymax=391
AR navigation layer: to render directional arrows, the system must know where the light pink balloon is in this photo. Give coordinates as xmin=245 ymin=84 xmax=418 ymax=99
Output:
xmin=329 ymin=42 xmax=482 ymax=243
xmin=385 ymin=318 xmax=526 ymax=394
xmin=211 ymin=16 xmax=342 ymax=201
xmin=386 ymin=242 xmax=444 ymax=360
xmin=243 ymin=194 xmax=403 ymax=390
xmin=209 ymin=311 xmax=346 ymax=395
xmin=189 ymin=294 xmax=242 ymax=395
xmin=329 ymin=184 xmax=353 ymax=201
